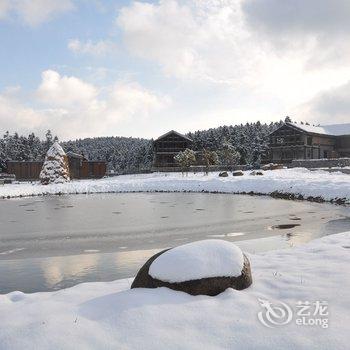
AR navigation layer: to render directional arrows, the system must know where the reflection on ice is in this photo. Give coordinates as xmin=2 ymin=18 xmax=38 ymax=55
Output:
xmin=0 ymin=192 xmax=349 ymax=293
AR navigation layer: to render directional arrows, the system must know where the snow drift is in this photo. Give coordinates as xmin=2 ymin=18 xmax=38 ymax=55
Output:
xmin=1 ymin=232 xmax=349 ymax=349
xmin=1 ymin=168 xmax=350 ymax=204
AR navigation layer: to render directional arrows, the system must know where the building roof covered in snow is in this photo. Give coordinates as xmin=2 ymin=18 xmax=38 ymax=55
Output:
xmin=66 ymin=152 xmax=87 ymax=160
xmin=155 ymin=130 xmax=193 ymax=142
xmin=286 ymin=122 xmax=350 ymax=136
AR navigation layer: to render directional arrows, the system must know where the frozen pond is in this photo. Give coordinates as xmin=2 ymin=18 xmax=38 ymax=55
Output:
xmin=1 ymin=192 xmax=349 ymax=293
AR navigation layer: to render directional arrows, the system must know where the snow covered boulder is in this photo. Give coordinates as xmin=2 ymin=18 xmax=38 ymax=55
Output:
xmin=250 ymin=170 xmax=264 ymax=176
xmin=131 ymin=240 xmax=252 ymax=296
xmin=39 ymin=142 xmax=70 ymax=185
xmin=219 ymin=171 xmax=229 ymax=177
xmin=261 ymin=163 xmax=284 ymax=171
xmin=232 ymin=170 xmax=244 ymax=176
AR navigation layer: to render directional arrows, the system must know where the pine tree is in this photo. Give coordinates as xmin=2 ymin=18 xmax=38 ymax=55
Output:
xmin=44 ymin=130 xmax=54 ymax=152
xmin=39 ymin=142 xmax=70 ymax=185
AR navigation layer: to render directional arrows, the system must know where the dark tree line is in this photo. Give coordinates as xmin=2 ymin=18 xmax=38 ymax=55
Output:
xmin=0 ymin=120 xmax=284 ymax=173
xmin=187 ymin=120 xmax=283 ymax=165
xmin=0 ymin=130 xmax=57 ymax=170
xmin=62 ymin=137 xmax=153 ymax=173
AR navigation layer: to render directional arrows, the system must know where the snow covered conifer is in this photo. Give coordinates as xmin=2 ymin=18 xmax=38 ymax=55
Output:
xmin=39 ymin=142 xmax=70 ymax=185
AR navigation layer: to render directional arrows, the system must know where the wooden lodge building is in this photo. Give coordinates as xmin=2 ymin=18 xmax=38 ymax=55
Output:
xmin=269 ymin=122 xmax=350 ymax=163
xmin=6 ymin=152 xmax=106 ymax=181
xmin=153 ymin=130 xmax=193 ymax=169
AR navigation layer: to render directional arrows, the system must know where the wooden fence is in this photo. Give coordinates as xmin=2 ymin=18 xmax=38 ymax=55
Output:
xmin=6 ymin=160 xmax=107 ymax=180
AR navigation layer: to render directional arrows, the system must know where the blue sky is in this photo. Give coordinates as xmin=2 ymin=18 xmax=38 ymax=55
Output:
xmin=1 ymin=0 xmax=350 ymax=140
xmin=0 ymin=1 xmax=133 ymax=90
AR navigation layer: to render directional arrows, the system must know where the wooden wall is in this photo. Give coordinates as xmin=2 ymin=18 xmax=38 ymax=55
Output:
xmin=80 ymin=161 xmax=107 ymax=179
xmin=6 ymin=160 xmax=106 ymax=180
xmin=7 ymin=161 xmax=43 ymax=180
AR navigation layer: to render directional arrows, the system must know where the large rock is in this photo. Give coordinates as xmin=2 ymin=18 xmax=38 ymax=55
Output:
xmin=232 ymin=170 xmax=244 ymax=176
xmin=131 ymin=240 xmax=252 ymax=296
xmin=219 ymin=171 xmax=229 ymax=177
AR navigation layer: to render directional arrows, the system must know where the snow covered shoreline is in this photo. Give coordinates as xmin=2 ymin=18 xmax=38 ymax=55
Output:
xmin=1 ymin=168 xmax=350 ymax=204
xmin=1 ymin=231 xmax=349 ymax=349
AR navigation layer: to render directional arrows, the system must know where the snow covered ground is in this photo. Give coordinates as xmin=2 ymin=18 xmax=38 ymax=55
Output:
xmin=0 ymin=168 xmax=350 ymax=203
xmin=1 ymin=232 xmax=349 ymax=349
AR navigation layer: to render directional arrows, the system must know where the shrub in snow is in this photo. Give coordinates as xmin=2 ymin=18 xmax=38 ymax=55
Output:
xmin=131 ymin=240 xmax=252 ymax=296
xmin=202 ymin=149 xmax=219 ymax=175
xmin=219 ymin=140 xmax=241 ymax=170
xmin=39 ymin=142 xmax=70 ymax=185
xmin=174 ymin=148 xmax=196 ymax=175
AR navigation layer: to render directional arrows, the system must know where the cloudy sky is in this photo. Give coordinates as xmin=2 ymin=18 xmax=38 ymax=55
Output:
xmin=0 ymin=0 xmax=349 ymax=140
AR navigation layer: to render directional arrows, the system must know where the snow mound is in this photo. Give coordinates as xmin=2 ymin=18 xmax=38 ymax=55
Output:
xmin=1 ymin=233 xmax=350 ymax=349
xmin=149 ymin=239 xmax=244 ymax=283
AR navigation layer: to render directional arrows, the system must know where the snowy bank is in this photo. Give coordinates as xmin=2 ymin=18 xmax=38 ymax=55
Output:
xmin=0 ymin=232 xmax=349 ymax=349
xmin=1 ymin=168 xmax=350 ymax=204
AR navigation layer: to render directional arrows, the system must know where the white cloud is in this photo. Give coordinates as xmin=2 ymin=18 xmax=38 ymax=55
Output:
xmin=68 ymin=39 xmax=117 ymax=56
xmin=242 ymin=0 xmax=350 ymax=69
xmin=0 ymin=0 xmax=74 ymax=26
xmin=117 ymin=0 xmax=199 ymax=79
xmin=0 ymin=95 xmax=45 ymax=132
xmin=37 ymin=70 xmax=98 ymax=108
xmin=242 ymin=0 xmax=350 ymax=40
xmin=0 ymin=0 xmax=11 ymax=19
xmin=116 ymin=0 xmax=350 ymax=127
xmin=116 ymin=0 xmax=284 ymax=87
xmin=0 ymin=70 xmax=170 ymax=140
xmin=295 ymin=81 xmax=350 ymax=124
xmin=3 ymin=0 xmax=350 ymax=139
xmin=105 ymin=81 xmax=170 ymax=123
